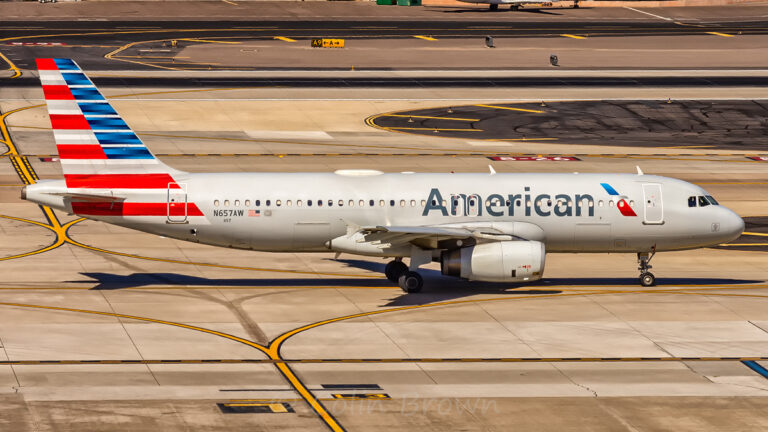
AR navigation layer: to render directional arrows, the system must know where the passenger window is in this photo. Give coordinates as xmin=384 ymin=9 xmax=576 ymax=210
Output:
xmin=287 ymin=200 xmax=292 ymax=207
xmin=706 ymin=195 xmax=719 ymax=205
xmin=379 ymin=200 xmax=385 ymax=207
xmin=369 ymin=200 xmax=374 ymax=207
xmin=255 ymin=200 xmax=260 ymax=206
xmin=359 ymin=200 xmax=364 ymax=207
xmin=276 ymin=200 xmax=281 ymax=207
xmin=390 ymin=200 xmax=395 ymax=207
xmin=410 ymin=200 xmax=416 ymax=207
xmin=598 ymin=200 xmax=604 ymax=207
xmin=266 ymin=200 xmax=271 ymax=206
xmin=297 ymin=200 xmax=302 ymax=207
xmin=421 ymin=200 xmax=426 ymax=207
xmin=338 ymin=200 xmax=344 ymax=207
xmin=609 ymin=200 xmax=614 ymax=207
xmin=214 ymin=200 xmax=220 ymax=207
xmin=245 ymin=200 xmax=250 ymax=206
xmin=349 ymin=200 xmax=354 ymax=207
xmin=317 ymin=200 xmax=322 ymax=207
xmin=224 ymin=200 xmax=230 ymax=206
xmin=328 ymin=200 xmax=333 ymax=207
xmin=308 ymin=200 xmax=312 ymax=207
xmin=629 ymin=200 xmax=634 ymax=207
xmin=698 ymin=196 xmax=710 ymax=207
xmin=234 ymin=200 xmax=240 ymax=207
xmin=688 ymin=196 xmax=697 ymax=207
xmin=400 ymin=200 xmax=406 ymax=207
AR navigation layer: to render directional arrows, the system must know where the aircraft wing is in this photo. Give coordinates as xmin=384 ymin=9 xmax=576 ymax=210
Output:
xmin=352 ymin=222 xmax=543 ymax=250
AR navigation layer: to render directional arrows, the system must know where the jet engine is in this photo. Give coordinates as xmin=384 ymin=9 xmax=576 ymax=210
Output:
xmin=440 ymin=241 xmax=545 ymax=282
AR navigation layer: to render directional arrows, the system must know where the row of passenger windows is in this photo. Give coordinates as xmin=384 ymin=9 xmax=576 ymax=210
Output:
xmin=688 ymin=195 xmax=719 ymax=208
xmin=212 ymin=198 xmax=635 ymax=208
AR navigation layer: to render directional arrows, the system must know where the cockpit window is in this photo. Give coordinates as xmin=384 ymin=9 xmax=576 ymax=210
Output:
xmin=706 ymin=195 xmax=719 ymax=205
xmin=698 ymin=196 xmax=710 ymax=207
xmin=688 ymin=196 xmax=696 ymax=208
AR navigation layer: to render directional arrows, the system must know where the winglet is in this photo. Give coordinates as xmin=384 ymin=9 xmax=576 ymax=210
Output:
xmin=488 ymin=164 xmax=496 ymax=175
xmin=636 ymin=166 xmax=644 ymax=175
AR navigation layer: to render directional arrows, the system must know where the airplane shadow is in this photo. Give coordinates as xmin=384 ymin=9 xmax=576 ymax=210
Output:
xmin=76 ymin=272 xmax=394 ymax=290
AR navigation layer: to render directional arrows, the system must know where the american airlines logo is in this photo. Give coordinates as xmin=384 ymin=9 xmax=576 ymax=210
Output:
xmin=422 ymin=184 xmax=638 ymax=218
xmin=422 ymin=188 xmax=596 ymax=218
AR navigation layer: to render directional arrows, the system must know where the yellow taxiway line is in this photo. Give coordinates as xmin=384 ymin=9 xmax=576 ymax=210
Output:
xmin=383 ymin=114 xmax=479 ymax=122
xmin=707 ymin=32 xmax=734 ymax=37
xmin=475 ymin=104 xmax=545 ymax=113
xmin=386 ymin=127 xmax=483 ymax=132
xmin=0 ymin=51 xmax=21 ymax=79
xmin=561 ymin=34 xmax=586 ymax=39
xmin=413 ymin=35 xmax=438 ymax=41
xmin=274 ymin=36 xmax=297 ymax=42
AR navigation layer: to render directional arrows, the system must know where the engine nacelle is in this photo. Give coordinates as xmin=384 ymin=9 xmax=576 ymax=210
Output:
xmin=441 ymin=241 xmax=545 ymax=282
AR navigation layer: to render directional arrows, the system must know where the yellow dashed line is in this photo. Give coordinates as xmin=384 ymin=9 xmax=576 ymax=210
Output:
xmin=413 ymin=35 xmax=438 ymax=41
xmin=561 ymin=34 xmax=586 ymax=39
xmin=274 ymin=36 xmax=297 ymax=42
xmin=475 ymin=104 xmax=545 ymax=113
xmin=707 ymin=32 xmax=734 ymax=37
xmin=180 ymin=38 xmax=241 ymax=45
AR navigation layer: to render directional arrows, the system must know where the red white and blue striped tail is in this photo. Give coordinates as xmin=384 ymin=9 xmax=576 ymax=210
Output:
xmin=36 ymin=58 xmax=183 ymax=190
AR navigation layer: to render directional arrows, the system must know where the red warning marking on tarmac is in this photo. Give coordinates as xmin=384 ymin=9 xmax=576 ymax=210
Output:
xmin=8 ymin=42 xmax=66 ymax=46
xmin=488 ymin=156 xmax=581 ymax=161
xmin=748 ymin=156 xmax=768 ymax=161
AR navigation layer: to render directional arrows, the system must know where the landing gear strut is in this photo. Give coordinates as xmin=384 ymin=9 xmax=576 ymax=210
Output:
xmin=637 ymin=248 xmax=656 ymax=287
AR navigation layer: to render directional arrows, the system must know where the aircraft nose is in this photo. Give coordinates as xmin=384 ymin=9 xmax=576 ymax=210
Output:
xmin=721 ymin=209 xmax=745 ymax=243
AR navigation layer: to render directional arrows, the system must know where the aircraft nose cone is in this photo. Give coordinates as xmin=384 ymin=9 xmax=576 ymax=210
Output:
xmin=722 ymin=210 xmax=745 ymax=243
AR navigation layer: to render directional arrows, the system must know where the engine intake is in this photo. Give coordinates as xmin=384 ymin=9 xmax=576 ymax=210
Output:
xmin=441 ymin=241 xmax=545 ymax=282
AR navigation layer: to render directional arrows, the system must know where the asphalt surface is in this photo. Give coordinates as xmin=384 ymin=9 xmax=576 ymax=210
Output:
xmin=368 ymin=99 xmax=768 ymax=149
xmin=3 ymin=18 xmax=768 ymax=71
xmin=7 ymin=75 xmax=768 ymax=87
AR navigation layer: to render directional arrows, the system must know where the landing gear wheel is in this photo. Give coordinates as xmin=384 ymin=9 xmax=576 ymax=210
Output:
xmin=398 ymin=271 xmax=423 ymax=293
xmin=489 ymin=4 xmax=499 ymax=10
xmin=510 ymin=5 xmax=519 ymax=10
xmin=639 ymin=272 xmax=656 ymax=287
xmin=385 ymin=260 xmax=408 ymax=283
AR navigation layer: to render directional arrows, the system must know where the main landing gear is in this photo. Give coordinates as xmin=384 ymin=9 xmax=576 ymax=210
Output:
xmin=637 ymin=249 xmax=656 ymax=287
xmin=385 ymin=259 xmax=424 ymax=293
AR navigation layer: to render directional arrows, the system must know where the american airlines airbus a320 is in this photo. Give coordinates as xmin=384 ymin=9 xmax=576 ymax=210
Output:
xmin=23 ymin=59 xmax=744 ymax=292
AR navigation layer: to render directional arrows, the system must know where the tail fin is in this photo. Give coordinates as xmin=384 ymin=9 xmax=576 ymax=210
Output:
xmin=36 ymin=58 xmax=183 ymax=190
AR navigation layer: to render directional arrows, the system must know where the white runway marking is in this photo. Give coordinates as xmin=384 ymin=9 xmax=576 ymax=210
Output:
xmin=624 ymin=7 xmax=673 ymax=21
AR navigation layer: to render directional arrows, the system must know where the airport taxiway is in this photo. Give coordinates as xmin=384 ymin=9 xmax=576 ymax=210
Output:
xmin=1 ymin=77 xmax=768 ymax=430
xmin=2 ymin=1 xmax=768 ymax=428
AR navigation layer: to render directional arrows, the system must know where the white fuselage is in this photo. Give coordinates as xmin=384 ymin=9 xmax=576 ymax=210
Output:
xmin=28 ymin=172 xmax=743 ymax=255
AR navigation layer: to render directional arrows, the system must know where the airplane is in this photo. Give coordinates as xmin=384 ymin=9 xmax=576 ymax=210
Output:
xmin=22 ymin=58 xmax=744 ymax=293
xmin=456 ymin=0 xmax=578 ymax=11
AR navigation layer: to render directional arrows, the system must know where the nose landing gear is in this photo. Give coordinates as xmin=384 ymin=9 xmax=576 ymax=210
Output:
xmin=638 ymin=248 xmax=656 ymax=287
